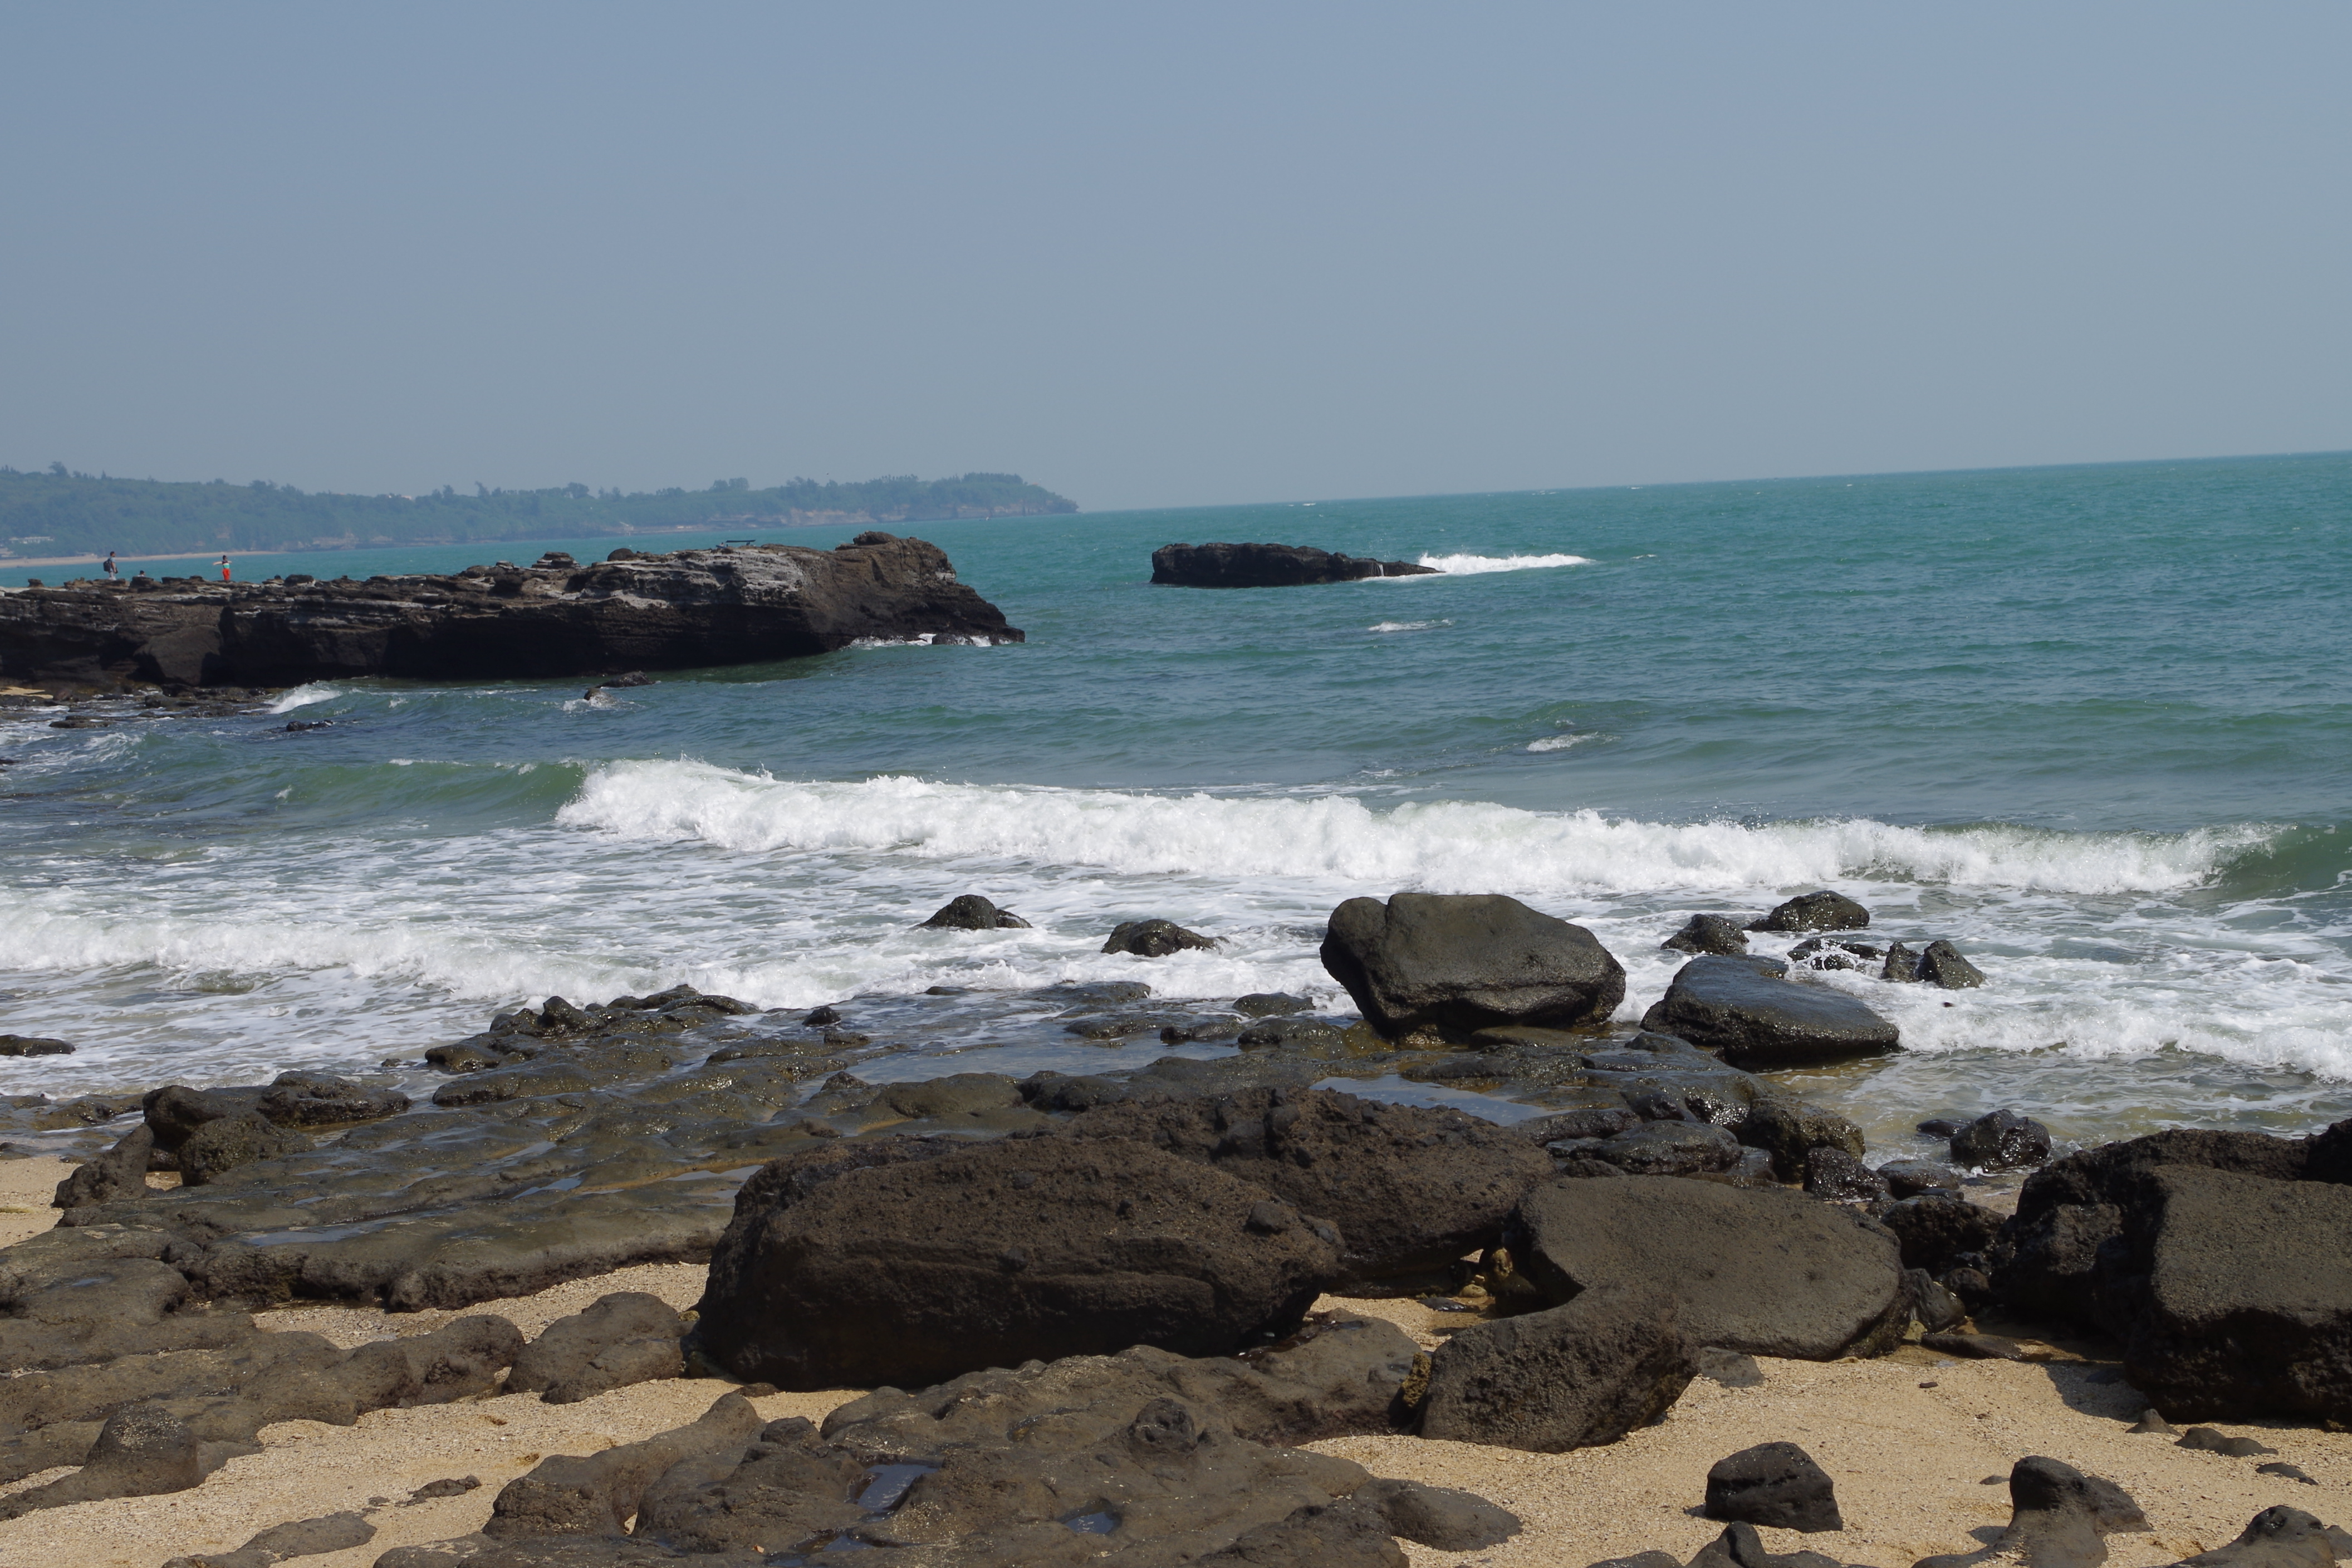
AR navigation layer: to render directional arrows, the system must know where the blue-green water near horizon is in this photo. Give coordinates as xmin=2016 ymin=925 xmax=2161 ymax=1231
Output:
xmin=3 ymin=452 xmax=2348 ymax=1160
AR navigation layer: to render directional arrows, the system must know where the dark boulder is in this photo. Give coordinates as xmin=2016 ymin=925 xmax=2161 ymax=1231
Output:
xmin=0 ymin=1401 xmax=203 ymax=1519
xmin=1737 ymin=1098 xmax=1866 ymax=1182
xmin=1059 ymin=1086 xmax=1552 ymax=1281
xmin=53 ymin=1124 xmax=155 ymax=1210
xmin=1690 ymin=1522 xmax=1846 ymax=1568
xmin=1416 ymin=1282 xmax=1694 ymax=1452
xmin=1641 ymin=956 xmax=1899 ymax=1069
xmin=253 ymin=1072 xmax=410 ymax=1129
xmin=1234 ymin=992 xmax=1313 ymax=1017
xmin=506 ymin=1291 xmax=685 ymax=1405
xmin=143 ymin=1085 xmax=248 ymax=1153
xmin=1883 ymin=942 xmax=1923 ymax=982
xmin=1950 ymin=1109 xmax=2052 ymax=1170
xmin=1914 ymin=1456 xmax=2147 ymax=1568
xmin=1151 ymin=541 xmax=1438 ymax=587
xmin=919 ymin=894 xmax=1031 ymax=930
xmin=1788 ymin=935 xmax=1883 ymax=971
xmin=1879 ymin=1159 xmax=1963 ymax=1198
xmin=1750 ymin=891 xmax=1870 ymax=933
xmin=1508 ymin=1177 xmax=1908 ymax=1360
xmin=1704 ymin=1441 xmax=1842 ymax=1531
xmin=693 ymin=1135 xmax=1344 ymax=1389
xmin=487 ymin=1391 xmax=764 ymax=1539
xmin=1919 ymin=940 xmax=1987 ymax=988
xmin=1591 ymin=1121 xmax=1743 ymax=1177
xmin=2168 ymin=1508 xmax=2339 ymax=1568
xmin=178 ymin=1113 xmax=311 ymax=1186
xmin=2178 ymin=1427 xmax=2276 ymax=1457
xmin=1344 ymin=1477 xmax=1521 ymax=1551
xmin=0 ymin=1035 xmax=72 ymax=1056
xmin=163 ymin=1511 xmax=375 ymax=1568
xmin=1908 ymin=1270 xmax=1968 ymax=1332
xmin=1104 ymin=918 xmax=1219 ymax=957
xmin=0 ymin=536 xmax=1024 ymax=687
xmin=1664 ymin=916 xmax=1750 ymax=956
xmin=1804 ymin=1146 xmax=1890 ymax=1202
xmin=1878 ymin=1195 xmax=2003 ymax=1273
xmin=1321 ymin=892 xmax=1626 ymax=1039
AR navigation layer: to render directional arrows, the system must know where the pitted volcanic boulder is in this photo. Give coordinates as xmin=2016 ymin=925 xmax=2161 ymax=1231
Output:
xmin=1878 ymin=1195 xmax=2003 ymax=1273
xmin=144 ymin=1085 xmax=254 ymax=1153
xmin=1589 ymin=1121 xmax=1743 ymax=1178
xmin=1152 ymin=541 xmax=1438 ymax=587
xmin=1914 ymin=1456 xmax=2147 ymax=1568
xmin=1664 ymin=915 xmax=1750 ymax=956
xmin=695 ymin=1134 xmax=1344 ymax=1389
xmin=507 ymin=1291 xmax=685 ymax=1405
xmin=1417 ymin=1281 xmax=1695 ymax=1452
xmin=1059 ymin=1086 xmax=1552 ymax=1281
xmin=1879 ymin=1159 xmax=1963 ymax=1198
xmin=487 ymin=1391 xmax=765 ymax=1539
xmin=163 ymin=1511 xmax=376 ymax=1568
xmin=920 ymin=894 xmax=1031 ymax=930
xmin=1950 ymin=1109 xmax=2052 ymax=1170
xmin=1641 ymin=956 xmax=1899 ymax=1069
xmin=1508 ymin=1178 xmax=1908 ymax=1360
xmin=1804 ymin=1146 xmax=1890 ymax=1202
xmin=1736 ymin=1098 xmax=1866 ymax=1181
xmin=1750 ymin=891 xmax=1870 ymax=933
xmin=2165 ymin=1508 xmax=2339 ymax=1568
xmin=0 ymin=1035 xmax=72 ymax=1057
xmin=252 ymin=1072 xmax=410 ymax=1129
xmin=177 ymin=1113 xmax=312 ymax=1185
xmin=53 ymin=1123 xmax=156 ymax=1209
xmin=0 ymin=1401 xmax=203 ymax=1518
xmin=1104 ymin=918 xmax=1219 ymax=957
xmin=1690 ymin=1522 xmax=1846 ymax=1568
xmin=1342 ymin=1478 xmax=1521 ymax=1551
xmin=1704 ymin=1442 xmax=1842 ymax=1531
xmin=1321 ymin=893 xmax=1626 ymax=1038
xmin=1918 ymin=940 xmax=1987 ymax=989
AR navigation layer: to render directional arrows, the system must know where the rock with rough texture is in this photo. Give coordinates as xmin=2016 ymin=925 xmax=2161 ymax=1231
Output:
xmin=1508 ymin=1177 xmax=1909 ymax=1360
xmin=1641 ymin=957 xmax=1899 ymax=1069
xmin=694 ymin=1134 xmax=1344 ymax=1388
xmin=1321 ymin=893 xmax=1626 ymax=1039
xmin=1664 ymin=916 xmax=1750 ymax=956
xmin=1059 ymin=1086 xmax=1551 ymax=1281
xmin=1590 ymin=1121 xmax=1743 ymax=1177
xmin=506 ymin=1292 xmax=685 ymax=1405
xmin=1104 ymin=918 xmax=1219 ymax=957
xmin=1878 ymin=1195 xmax=2003 ymax=1273
xmin=1152 ymin=541 xmax=1439 ymax=587
xmin=163 ymin=1510 xmax=376 ymax=1567
xmin=1915 ymin=1456 xmax=2147 ymax=1568
xmin=919 ymin=893 xmax=1031 ymax=930
xmin=53 ymin=1124 xmax=155 ymax=1209
xmin=1750 ymin=892 xmax=1870 ymax=933
xmin=1736 ymin=1099 xmax=1867 ymax=1181
xmin=1919 ymin=941 xmax=1987 ymax=989
xmin=1804 ymin=1146 xmax=1890 ymax=1202
xmin=1704 ymin=1442 xmax=1843 ymax=1532
xmin=1691 ymin=1521 xmax=1845 ymax=1568
xmin=1879 ymin=1159 xmax=1963 ymax=1198
xmin=0 ymin=535 xmax=1022 ymax=687
xmin=0 ymin=1035 xmax=73 ymax=1056
xmin=251 ymin=1073 xmax=409 ymax=1130
xmin=178 ymin=1113 xmax=311 ymax=1186
xmin=0 ymin=1402 xmax=202 ymax=1518
xmin=1951 ymin=1109 xmax=2052 ymax=1170
xmin=1417 ymin=1282 xmax=1694 ymax=1452
xmin=1344 ymin=1478 xmax=1521 ymax=1551
xmin=487 ymin=1392 xmax=764 ymax=1538
xmin=2168 ymin=1508 xmax=2339 ymax=1568
xmin=1697 ymin=1347 xmax=1766 ymax=1388
xmin=2177 ymin=1427 xmax=2276 ymax=1457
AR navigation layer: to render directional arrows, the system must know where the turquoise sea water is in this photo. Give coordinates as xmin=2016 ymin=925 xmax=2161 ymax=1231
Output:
xmin=2 ymin=452 xmax=2348 ymax=1157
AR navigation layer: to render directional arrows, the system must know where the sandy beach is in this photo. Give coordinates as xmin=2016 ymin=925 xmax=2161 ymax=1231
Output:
xmin=0 ymin=1153 xmax=2339 ymax=1568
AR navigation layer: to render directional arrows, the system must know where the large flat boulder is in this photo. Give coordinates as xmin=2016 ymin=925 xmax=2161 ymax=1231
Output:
xmin=0 ymin=534 xmax=1021 ymax=687
xmin=693 ymin=1135 xmax=1345 ymax=1389
xmin=1416 ymin=1281 xmax=1694 ymax=1452
xmin=1508 ymin=1177 xmax=1909 ymax=1360
xmin=1058 ymin=1087 xmax=1552 ymax=1281
xmin=1321 ymin=893 xmax=1626 ymax=1039
xmin=1152 ymin=541 xmax=1438 ymax=587
xmin=1640 ymin=956 xmax=1899 ymax=1068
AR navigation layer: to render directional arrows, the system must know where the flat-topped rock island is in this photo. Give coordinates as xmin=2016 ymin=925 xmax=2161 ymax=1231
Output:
xmin=0 ymin=533 xmax=1022 ymax=689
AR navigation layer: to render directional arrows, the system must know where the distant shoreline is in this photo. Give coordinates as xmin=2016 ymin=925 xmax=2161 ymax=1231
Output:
xmin=0 ymin=522 xmax=822 ymax=572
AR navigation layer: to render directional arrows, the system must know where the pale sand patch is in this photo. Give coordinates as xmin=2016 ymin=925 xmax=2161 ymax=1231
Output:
xmin=0 ymin=1157 xmax=68 ymax=1247
xmin=0 ymin=1265 xmax=2340 ymax=1568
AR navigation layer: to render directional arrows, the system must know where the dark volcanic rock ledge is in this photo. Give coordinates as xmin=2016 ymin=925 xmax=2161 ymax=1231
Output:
xmin=1152 ymin=541 xmax=1438 ymax=587
xmin=0 ymin=532 xmax=1022 ymax=688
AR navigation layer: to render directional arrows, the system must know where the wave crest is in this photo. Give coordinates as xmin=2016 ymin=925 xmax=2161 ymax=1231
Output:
xmin=556 ymin=763 xmax=2270 ymax=896
xmin=1416 ymin=552 xmax=1594 ymax=574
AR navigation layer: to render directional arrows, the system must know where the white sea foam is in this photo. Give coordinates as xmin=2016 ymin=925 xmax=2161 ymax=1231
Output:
xmin=267 ymin=683 xmax=342 ymax=713
xmin=557 ymin=762 xmax=2267 ymax=897
xmin=1368 ymin=620 xmax=1449 ymax=634
xmin=1415 ymin=552 xmax=1595 ymax=574
xmin=1526 ymin=733 xmax=1597 ymax=753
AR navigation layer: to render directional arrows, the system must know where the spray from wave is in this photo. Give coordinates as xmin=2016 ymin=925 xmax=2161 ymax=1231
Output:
xmin=557 ymin=762 xmax=2272 ymax=897
xmin=1415 ymin=552 xmax=1594 ymax=574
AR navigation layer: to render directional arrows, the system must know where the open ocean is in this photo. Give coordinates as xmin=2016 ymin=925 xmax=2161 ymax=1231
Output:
xmin=2 ymin=452 xmax=2347 ymax=1160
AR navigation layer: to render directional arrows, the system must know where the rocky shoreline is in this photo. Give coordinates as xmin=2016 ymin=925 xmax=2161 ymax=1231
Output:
xmin=0 ymin=892 xmax=2346 ymax=1566
xmin=0 ymin=533 xmax=1020 ymax=690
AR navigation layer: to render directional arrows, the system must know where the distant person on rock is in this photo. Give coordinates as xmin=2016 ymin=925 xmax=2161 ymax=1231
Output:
xmin=101 ymin=552 xmax=118 ymax=582
xmin=218 ymin=555 xmax=232 ymax=582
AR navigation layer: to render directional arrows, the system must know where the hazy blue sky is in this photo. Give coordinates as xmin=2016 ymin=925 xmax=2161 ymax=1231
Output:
xmin=3 ymin=3 xmax=2346 ymax=511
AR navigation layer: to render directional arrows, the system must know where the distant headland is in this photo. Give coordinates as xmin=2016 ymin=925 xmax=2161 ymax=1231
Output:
xmin=0 ymin=465 xmax=1077 ymax=562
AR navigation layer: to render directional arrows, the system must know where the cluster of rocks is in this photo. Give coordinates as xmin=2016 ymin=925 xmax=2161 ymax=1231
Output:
xmin=1663 ymin=893 xmax=1987 ymax=990
xmin=1149 ymin=541 xmax=1438 ymax=587
xmin=0 ymin=534 xmax=1022 ymax=688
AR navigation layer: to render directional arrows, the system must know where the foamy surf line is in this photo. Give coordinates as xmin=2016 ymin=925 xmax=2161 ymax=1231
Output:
xmin=1414 ymin=551 xmax=1595 ymax=574
xmin=557 ymin=762 xmax=2271 ymax=896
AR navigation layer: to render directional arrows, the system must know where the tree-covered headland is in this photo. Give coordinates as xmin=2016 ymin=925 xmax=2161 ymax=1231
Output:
xmin=0 ymin=467 xmax=1076 ymax=559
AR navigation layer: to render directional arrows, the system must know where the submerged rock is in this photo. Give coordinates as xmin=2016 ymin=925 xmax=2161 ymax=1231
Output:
xmin=1151 ymin=541 xmax=1438 ymax=587
xmin=1102 ymin=918 xmax=1219 ymax=956
xmin=1949 ymin=1109 xmax=2052 ymax=1169
xmin=919 ymin=894 xmax=1032 ymax=930
xmin=1750 ymin=891 xmax=1870 ymax=933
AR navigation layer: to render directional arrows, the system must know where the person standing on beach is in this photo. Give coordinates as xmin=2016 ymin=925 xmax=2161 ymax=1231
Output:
xmin=218 ymin=555 xmax=232 ymax=582
xmin=102 ymin=551 xmax=118 ymax=582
